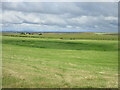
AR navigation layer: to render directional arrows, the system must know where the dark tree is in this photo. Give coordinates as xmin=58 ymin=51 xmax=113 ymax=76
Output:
xmin=39 ymin=33 xmax=42 ymax=35
xmin=20 ymin=32 xmax=25 ymax=35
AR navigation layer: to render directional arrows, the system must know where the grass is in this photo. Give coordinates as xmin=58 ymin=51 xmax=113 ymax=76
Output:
xmin=2 ymin=32 xmax=119 ymax=40
xmin=2 ymin=35 xmax=118 ymax=88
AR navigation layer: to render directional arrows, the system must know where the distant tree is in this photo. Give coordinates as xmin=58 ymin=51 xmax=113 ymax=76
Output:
xmin=20 ymin=32 xmax=26 ymax=35
xmin=38 ymin=33 xmax=42 ymax=35
xmin=60 ymin=37 xmax=63 ymax=39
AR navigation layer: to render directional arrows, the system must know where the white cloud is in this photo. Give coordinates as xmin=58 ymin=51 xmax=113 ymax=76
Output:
xmin=1 ymin=2 xmax=118 ymax=33
xmin=2 ymin=11 xmax=22 ymax=24
xmin=1 ymin=0 xmax=118 ymax=2
xmin=104 ymin=16 xmax=118 ymax=21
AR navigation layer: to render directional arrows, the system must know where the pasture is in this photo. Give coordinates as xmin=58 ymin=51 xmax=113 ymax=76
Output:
xmin=2 ymin=32 xmax=119 ymax=40
xmin=2 ymin=33 xmax=118 ymax=88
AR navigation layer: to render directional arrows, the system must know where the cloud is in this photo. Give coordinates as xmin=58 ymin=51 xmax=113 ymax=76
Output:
xmin=1 ymin=2 xmax=118 ymax=33
xmin=1 ymin=0 xmax=118 ymax=2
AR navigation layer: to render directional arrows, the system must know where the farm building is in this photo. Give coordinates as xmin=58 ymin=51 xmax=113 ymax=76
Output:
xmin=21 ymin=32 xmax=42 ymax=35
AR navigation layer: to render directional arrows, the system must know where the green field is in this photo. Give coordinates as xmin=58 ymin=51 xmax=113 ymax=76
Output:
xmin=2 ymin=32 xmax=119 ymax=40
xmin=2 ymin=33 xmax=118 ymax=88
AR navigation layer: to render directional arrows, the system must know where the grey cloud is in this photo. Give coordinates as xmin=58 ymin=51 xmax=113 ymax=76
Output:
xmin=1 ymin=2 xmax=118 ymax=33
xmin=2 ymin=2 xmax=117 ymax=16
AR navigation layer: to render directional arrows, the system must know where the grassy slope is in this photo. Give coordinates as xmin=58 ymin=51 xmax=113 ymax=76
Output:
xmin=2 ymin=36 xmax=118 ymax=88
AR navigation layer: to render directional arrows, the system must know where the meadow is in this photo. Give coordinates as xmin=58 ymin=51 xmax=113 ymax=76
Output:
xmin=2 ymin=33 xmax=118 ymax=88
xmin=2 ymin=32 xmax=119 ymax=40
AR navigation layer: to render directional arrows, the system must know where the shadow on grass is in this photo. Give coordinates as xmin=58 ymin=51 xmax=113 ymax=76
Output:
xmin=2 ymin=39 xmax=118 ymax=51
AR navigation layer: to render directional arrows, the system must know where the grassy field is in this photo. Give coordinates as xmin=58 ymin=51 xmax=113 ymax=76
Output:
xmin=2 ymin=32 xmax=119 ymax=40
xmin=2 ymin=34 xmax=118 ymax=88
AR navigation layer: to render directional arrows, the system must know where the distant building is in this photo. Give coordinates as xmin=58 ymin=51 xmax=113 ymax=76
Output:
xmin=21 ymin=32 xmax=42 ymax=35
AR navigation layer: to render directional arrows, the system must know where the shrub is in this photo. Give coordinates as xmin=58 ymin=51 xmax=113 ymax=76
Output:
xmin=38 ymin=33 xmax=42 ymax=35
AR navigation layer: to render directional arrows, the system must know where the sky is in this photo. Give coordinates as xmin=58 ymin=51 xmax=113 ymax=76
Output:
xmin=0 ymin=2 xmax=118 ymax=33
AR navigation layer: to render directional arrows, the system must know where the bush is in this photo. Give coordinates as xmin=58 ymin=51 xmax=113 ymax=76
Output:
xmin=20 ymin=32 xmax=26 ymax=35
xmin=60 ymin=37 xmax=63 ymax=39
xmin=39 ymin=33 xmax=42 ymax=35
